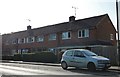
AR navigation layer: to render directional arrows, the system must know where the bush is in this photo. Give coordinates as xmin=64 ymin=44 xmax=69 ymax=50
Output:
xmin=13 ymin=52 xmax=57 ymax=63
xmin=33 ymin=52 xmax=57 ymax=63
xmin=13 ymin=54 xmax=22 ymax=61
xmin=23 ymin=53 xmax=35 ymax=62
xmin=2 ymin=56 xmax=13 ymax=60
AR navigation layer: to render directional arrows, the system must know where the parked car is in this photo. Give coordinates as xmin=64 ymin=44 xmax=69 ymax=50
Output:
xmin=61 ymin=49 xmax=111 ymax=71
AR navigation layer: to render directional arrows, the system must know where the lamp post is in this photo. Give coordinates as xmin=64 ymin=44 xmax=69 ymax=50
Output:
xmin=116 ymin=0 xmax=120 ymax=66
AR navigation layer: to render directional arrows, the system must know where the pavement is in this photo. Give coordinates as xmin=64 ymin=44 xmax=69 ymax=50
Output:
xmin=1 ymin=60 xmax=120 ymax=72
xmin=1 ymin=60 xmax=61 ymax=67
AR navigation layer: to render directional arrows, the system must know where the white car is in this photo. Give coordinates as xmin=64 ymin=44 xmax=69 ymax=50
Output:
xmin=61 ymin=49 xmax=111 ymax=71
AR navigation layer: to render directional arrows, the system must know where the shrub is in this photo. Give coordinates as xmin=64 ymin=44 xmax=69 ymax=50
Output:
xmin=23 ymin=53 xmax=35 ymax=62
xmin=2 ymin=56 xmax=13 ymax=60
xmin=13 ymin=54 xmax=22 ymax=61
xmin=33 ymin=52 xmax=57 ymax=63
xmin=13 ymin=52 xmax=57 ymax=63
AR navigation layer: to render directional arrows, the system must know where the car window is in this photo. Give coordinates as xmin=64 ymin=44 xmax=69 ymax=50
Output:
xmin=66 ymin=50 xmax=73 ymax=56
xmin=82 ymin=50 xmax=97 ymax=56
xmin=74 ymin=50 xmax=84 ymax=57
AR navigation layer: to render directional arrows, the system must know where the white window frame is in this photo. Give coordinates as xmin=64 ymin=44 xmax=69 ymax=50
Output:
xmin=18 ymin=38 xmax=26 ymax=44
xmin=62 ymin=32 xmax=71 ymax=40
xmin=18 ymin=49 xmax=21 ymax=54
xmin=18 ymin=39 xmax=21 ymax=44
xmin=22 ymin=49 xmax=28 ymax=54
xmin=49 ymin=33 xmax=56 ymax=40
xmin=27 ymin=37 xmax=35 ymax=43
xmin=78 ymin=29 xmax=89 ymax=38
xmin=37 ymin=36 xmax=44 ymax=42
xmin=12 ymin=39 xmax=17 ymax=44
xmin=110 ymin=34 xmax=114 ymax=40
xmin=21 ymin=38 xmax=26 ymax=43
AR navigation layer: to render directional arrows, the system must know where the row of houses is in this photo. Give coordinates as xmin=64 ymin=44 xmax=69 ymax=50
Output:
xmin=2 ymin=14 xmax=117 ymax=58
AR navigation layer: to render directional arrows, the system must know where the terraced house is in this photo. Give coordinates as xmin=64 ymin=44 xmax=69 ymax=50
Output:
xmin=2 ymin=14 xmax=117 ymax=57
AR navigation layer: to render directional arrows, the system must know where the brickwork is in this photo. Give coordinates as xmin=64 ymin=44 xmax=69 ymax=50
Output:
xmin=2 ymin=14 xmax=117 ymax=56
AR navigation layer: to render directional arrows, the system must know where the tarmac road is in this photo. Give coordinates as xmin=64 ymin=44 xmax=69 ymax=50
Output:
xmin=0 ymin=62 xmax=119 ymax=77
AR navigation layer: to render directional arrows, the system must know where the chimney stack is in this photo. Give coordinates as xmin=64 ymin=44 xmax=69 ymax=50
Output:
xmin=69 ymin=16 xmax=75 ymax=22
xmin=27 ymin=25 xmax=31 ymax=30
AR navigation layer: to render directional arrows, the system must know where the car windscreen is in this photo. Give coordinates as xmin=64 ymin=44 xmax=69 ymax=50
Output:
xmin=82 ymin=50 xmax=97 ymax=56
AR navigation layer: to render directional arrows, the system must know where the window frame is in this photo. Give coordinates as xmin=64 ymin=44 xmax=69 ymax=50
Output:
xmin=36 ymin=35 xmax=44 ymax=42
xmin=18 ymin=38 xmax=26 ymax=44
xmin=12 ymin=38 xmax=18 ymax=44
xmin=62 ymin=31 xmax=71 ymax=40
xmin=27 ymin=36 xmax=35 ymax=43
xmin=110 ymin=34 xmax=114 ymax=40
xmin=78 ymin=29 xmax=89 ymax=38
xmin=49 ymin=33 xmax=56 ymax=41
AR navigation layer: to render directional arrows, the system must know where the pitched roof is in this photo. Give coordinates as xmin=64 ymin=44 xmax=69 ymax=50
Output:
xmin=32 ymin=14 xmax=108 ymax=35
xmin=3 ymin=14 xmax=108 ymax=36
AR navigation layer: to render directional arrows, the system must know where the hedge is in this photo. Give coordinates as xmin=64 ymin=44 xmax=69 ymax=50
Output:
xmin=2 ymin=56 xmax=13 ymax=60
xmin=13 ymin=52 xmax=57 ymax=63
xmin=13 ymin=54 xmax=23 ymax=61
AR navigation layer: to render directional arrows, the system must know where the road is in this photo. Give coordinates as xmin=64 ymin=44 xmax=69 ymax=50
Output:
xmin=0 ymin=62 xmax=119 ymax=77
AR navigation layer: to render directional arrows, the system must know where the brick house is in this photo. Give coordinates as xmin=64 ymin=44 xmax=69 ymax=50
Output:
xmin=2 ymin=14 xmax=117 ymax=56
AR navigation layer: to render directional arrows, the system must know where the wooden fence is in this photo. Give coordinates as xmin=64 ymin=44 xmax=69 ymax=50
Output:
xmin=91 ymin=46 xmax=118 ymax=65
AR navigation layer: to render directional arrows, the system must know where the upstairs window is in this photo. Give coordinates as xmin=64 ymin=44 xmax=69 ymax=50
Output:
xmin=49 ymin=33 xmax=56 ymax=40
xmin=110 ymin=34 xmax=114 ymax=40
xmin=78 ymin=29 xmax=89 ymax=38
xmin=18 ymin=38 xmax=26 ymax=44
xmin=36 ymin=36 xmax=44 ymax=42
xmin=18 ymin=39 xmax=21 ymax=44
xmin=27 ymin=37 xmax=35 ymax=43
xmin=62 ymin=32 xmax=71 ymax=40
xmin=21 ymin=38 xmax=26 ymax=43
xmin=12 ymin=39 xmax=18 ymax=44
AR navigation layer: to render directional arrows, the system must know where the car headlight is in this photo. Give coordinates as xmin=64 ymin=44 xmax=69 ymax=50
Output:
xmin=98 ymin=60 xmax=103 ymax=64
xmin=97 ymin=60 xmax=110 ymax=64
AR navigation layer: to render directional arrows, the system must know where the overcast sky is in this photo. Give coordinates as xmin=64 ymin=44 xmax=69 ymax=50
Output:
xmin=0 ymin=0 xmax=119 ymax=34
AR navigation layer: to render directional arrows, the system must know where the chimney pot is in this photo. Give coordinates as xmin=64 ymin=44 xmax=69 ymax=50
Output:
xmin=69 ymin=16 xmax=75 ymax=22
xmin=27 ymin=25 xmax=31 ymax=30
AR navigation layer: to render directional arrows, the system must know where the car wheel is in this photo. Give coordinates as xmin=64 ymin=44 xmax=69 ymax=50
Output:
xmin=61 ymin=62 xmax=68 ymax=70
xmin=87 ymin=62 xmax=96 ymax=71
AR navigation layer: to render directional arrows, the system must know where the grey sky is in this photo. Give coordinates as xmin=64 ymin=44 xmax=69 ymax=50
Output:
xmin=0 ymin=0 xmax=118 ymax=34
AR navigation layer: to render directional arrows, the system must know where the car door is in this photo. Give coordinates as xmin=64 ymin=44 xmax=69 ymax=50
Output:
xmin=65 ymin=50 xmax=75 ymax=66
xmin=73 ymin=50 xmax=87 ymax=68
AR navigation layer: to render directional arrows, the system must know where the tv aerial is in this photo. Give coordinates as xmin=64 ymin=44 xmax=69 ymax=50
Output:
xmin=72 ymin=6 xmax=78 ymax=17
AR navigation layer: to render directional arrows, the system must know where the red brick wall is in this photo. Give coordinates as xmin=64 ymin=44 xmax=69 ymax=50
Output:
xmin=96 ymin=16 xmax=117 ymax=45
xmin=2 ymin=15 xmax=117 ymax=56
